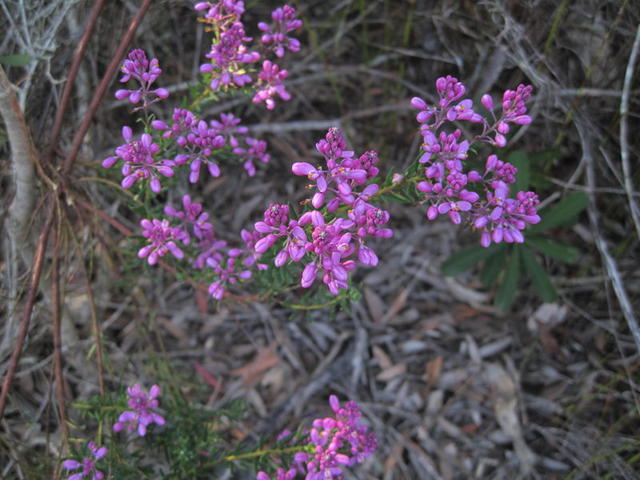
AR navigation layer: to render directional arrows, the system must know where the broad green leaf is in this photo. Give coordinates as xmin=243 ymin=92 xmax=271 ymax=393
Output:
xmin=441 ymin=243 xmax=504 ymax=276
xmin=529 ymin=191 xmax=588 ymax=233
xmin=507 ymin=151 xmax=530 ymax=192
xmin=521 ymin=247 xmax=558 ymax=302
xmin=0 ymin=54 xmax=32 ymax=66
xmin=480 ymin=246 xmax=509 ymax=287
xmin=494 ymin=246 xmax=521 ymax=311
xmin=526 ymin=235 xmax=579 ymax=263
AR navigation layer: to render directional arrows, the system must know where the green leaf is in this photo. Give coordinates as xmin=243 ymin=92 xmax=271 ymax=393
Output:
xmin=494 ymin=246 xmax=521 ymax=311
xmin=480 ymin=247 xmax=509 ymax=287
xmin=526 ymin=235 xmax=580 ymax=263
xmin=507 ymin=151 xmax=530 ymax=192
xmin=530 ymin=191 xmax=588 ymax=233
xmin=521 ymin=247 xmax=558 ymax=302
xmin=441 ymin=243 xmax=504 ymax=276
xmin=0 ymin=54 xmax=32 ymax=66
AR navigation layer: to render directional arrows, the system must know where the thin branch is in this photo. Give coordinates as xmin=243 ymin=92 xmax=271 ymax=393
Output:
xmin=0 ymin=65 xmax=36 ymax=257
xmin=61 ymin=0 xmax=153 ymax=175
xmin=51 ymin=213 xmax=69 ymax=441
xmin=44 ymin=0 xmax=106 ymax=167
xmin=577 ymin=120 xmax=640 ymax=354
xmin=620 ymin=23 xmax=640 ymax=241
xmin=0 ymin=203 xmax=55 ymax=419
xmin=81 ymin=259 xmax=106 ymax=397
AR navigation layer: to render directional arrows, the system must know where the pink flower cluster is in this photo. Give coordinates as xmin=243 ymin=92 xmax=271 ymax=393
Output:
xmin=104 ymin=95 xmax=271 ymax=189
xmin=247 ymin=128 xmax=392 ymax=296
xmin=115 ymin=49 xmax=169 ymax=108
xmin=138 ymin=195 xmax=258 ymax=299
xmin=102 ymin=126 xmax=175 ymax=192
xmin=196 ymin=1 xmax=302 ymax=110
xmin=256 ymin=395 xmax=377 ymax=480
xmin=411 ymin=76 xmax=540 ymax=247
xmin=62 ymin=442 xmax=108 ymax=480
xmin=258 ymin=5 xmax=303 ymax=58
xmin=113 ymin=384 xmax=166 ymax=437
xmin=151 ymin=109 xmax=269 ymax=179
xmin=138 ymin=218 xmax=188 ymax=265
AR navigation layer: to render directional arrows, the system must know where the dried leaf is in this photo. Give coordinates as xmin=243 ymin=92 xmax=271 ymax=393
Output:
xmin=372 ymin=345 xmax=393 ymax=370
xmin=231 ymin=345 xmax=280 ymax=387
xmin=376 ymin=363 xmax=407 ymax=382
xmin=382 ymin=288 xmax=408 ymax=322
xmin=364 ymin=287 xmax=386 ymax=323
xmin=424 ymin=356 xmax=444 ymax=388
xmin=194 ymin=361 xmax=223 ymax=391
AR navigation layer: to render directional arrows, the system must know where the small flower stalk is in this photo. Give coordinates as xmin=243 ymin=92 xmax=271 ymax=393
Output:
xmin=115 ymin=49 xmax=169 ymax=108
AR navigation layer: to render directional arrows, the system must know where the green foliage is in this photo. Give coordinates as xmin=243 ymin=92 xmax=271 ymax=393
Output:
xmin=0 ymin=54 xmax=32 ymax=66
xmin=441 ymin=243 xmax=506 ymax=276
xmin=440 ymin=152 xmax=587 ymax=310
xmin=66 ymin=377 xmax=297 ymax=479
xmin=530 ymin=191 xmax=588 ymax=233
xmin=494 ymin=246 xmax=521 ymax=311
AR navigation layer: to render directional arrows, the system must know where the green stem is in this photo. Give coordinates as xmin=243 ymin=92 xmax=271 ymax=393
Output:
xmin=203 ymin=445 xmax=313 ymax=468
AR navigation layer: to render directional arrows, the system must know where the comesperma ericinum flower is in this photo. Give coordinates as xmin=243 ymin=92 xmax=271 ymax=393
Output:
xmin=138 ymin=219 xmax=189 ymax=265
xmin=62 ymin=441 xmax=108 ymax=480
xmin=115 ymin=49 xmax=169 ymax=108
xmin=255 ymin=396 xmax=377 ymax=480
xmin=102 ymin=126 xmax=174 ymax=193
xmin=411 ymin=76 xmax=540 ymax=246
xmin=258 ymin=5 xmax=303 ymax=58
xmin=113 ymin=384 xmax=165 ymax=437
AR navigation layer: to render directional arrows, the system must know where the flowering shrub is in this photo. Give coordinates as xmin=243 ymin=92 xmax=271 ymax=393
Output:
xmin=62 ymin=441 xmax=108 ymax=480
xmin=410 ymin=78 xmax=540 ymax=247
xmin=256 ymin=395 xmax=376 ymax=479
xmin=78 ymin=1 xmax=543 ymax=478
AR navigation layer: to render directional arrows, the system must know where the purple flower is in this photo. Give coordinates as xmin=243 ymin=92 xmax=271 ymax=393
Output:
xmin=233 ymin=136 xmax=270 ymax=176
xmin=138 ymin=218 xmax=189 ymax=265
xmin=253 ymin=204 xmax=307 ymax=265
xmin=200 ymin=21 xmax=260 ymax=91
xmin=256 ymin=396 xmax=377 ymax=480
xmin=252 ymin=60 xmax=291 ymax=110
xmin=210 ymin=112 xmax=248 ymax=147
xmin=299 ymin=217 xmax=358 ymax=295
xmin=258 ymin=5 xmax=303 ymax=58
xmin=435 ymin=75 xmax=466 ymax=108
xmin=195 ymin=0 xmax=244 ymax=26
xmin=484 ymin=154 xmax=517 ymax=184
xmin=303 ymin=396 xmax=377 ymax=478
xmin=153 ymin=109 xmax=229 ymax=182
xmin=446 ymin=99 xmax=482 ymax=123
xmin=115 ymin=49 xmax=168 ymax=108
xmin=164 ymin=195 xmax=214 ymax=239
xmin=62 ymin=442 xmax=108 ymax=480
xmin=113 ymin=384 xmax=165 ymax=436
xmin=102 ymin=126 xmax=174 ymax=193
xmin=473 ymin=182 xmax=541 ymax=247
xmin=207 ymin=249 xmax=252 ymax=300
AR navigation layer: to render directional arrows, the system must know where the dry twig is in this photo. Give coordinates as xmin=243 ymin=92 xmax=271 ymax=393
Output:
xmin=619 ymin=23 xmax=640 ymax=240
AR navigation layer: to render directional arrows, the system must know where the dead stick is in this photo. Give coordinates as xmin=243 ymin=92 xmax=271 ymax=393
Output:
xmin=81 ymin=260 xmax=106 ymax=397
xmin=51 ymin=213 xmax=69 ymax=439
xmin=44 ymin=0 xmax=107 ymax=166
xmin=0 ymin=203 xmax=55 ymax=419
xmin=62 ymin=0 xmax=153 ymax=175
